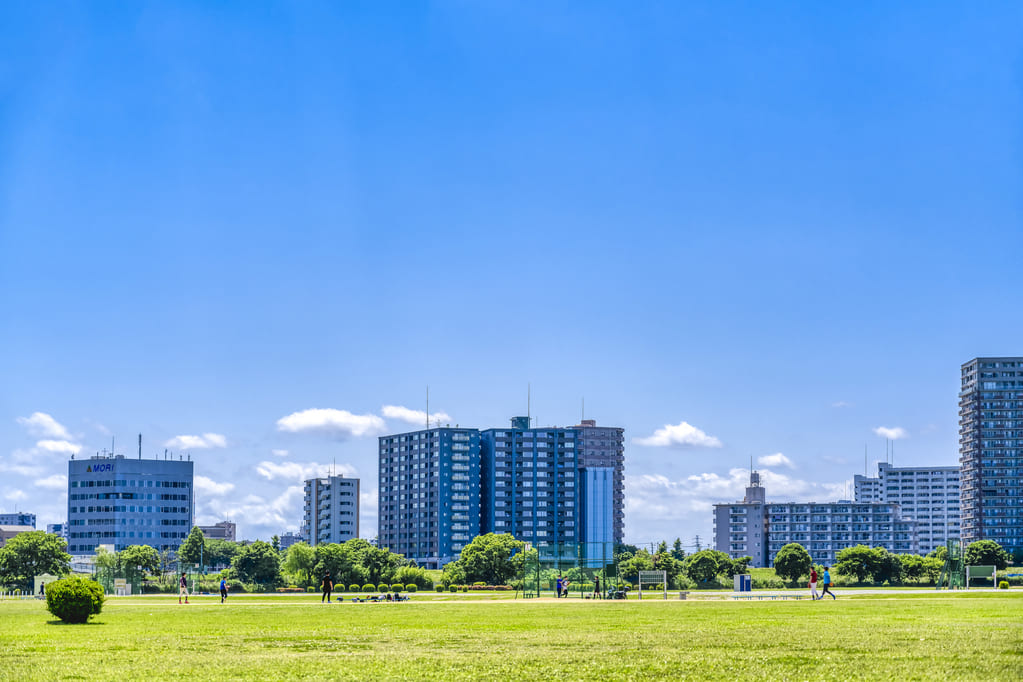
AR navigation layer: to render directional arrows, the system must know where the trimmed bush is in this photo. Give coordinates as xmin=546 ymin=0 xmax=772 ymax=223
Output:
xmin=406 ymin=584 xmax=418 ymax=593
xmin=999 ymin=581 xmax=1009 ymax=590
xmin=461 ymin=585 xmax=468 ymax=592
xmin=377 ymin=583 xmax=389 ymax=592
xmin=362 ymin=584 xmax=377 ymax=593
xmin=390 ymin=584 xmax=403 ymax=592
xmin=435 ymin=585 xmax=444 ymax=592
xmin=45 ymin=576 xmax=105 ymax=624
xmin=448 ymin=585 xmax=457 ymax=593
xmin=349 ymin=584 xmax=361 ymax=593
xmin=306 ymin=586 xmax=316 ymax=593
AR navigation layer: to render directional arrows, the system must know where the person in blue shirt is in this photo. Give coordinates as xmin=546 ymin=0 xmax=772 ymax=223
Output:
xmin=819 ymin=566 xmax=836 ymax=600
xmin=220 ymin=577 xmax=228 ymax=604
xmin=556 ymin=576 xmax=563 ymax=599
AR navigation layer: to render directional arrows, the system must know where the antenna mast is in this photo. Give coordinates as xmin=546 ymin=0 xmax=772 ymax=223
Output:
xmin=426 ymin=385 xmax=430 ymax=429
xmin=527 ymin=383 xmax=531 ymax=426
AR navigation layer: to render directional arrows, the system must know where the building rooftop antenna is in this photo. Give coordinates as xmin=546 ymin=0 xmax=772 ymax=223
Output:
xmin=527 ymin=383 xmax=531 ymax=426
xmin=426 ymin=385 xmax=430 ymax=429
xmin=139 ymin=433 xmax=142 ymax=461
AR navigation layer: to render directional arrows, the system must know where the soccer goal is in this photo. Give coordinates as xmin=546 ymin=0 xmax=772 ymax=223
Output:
xmin=638 ymin=570 xmax=667 ymax=600
xmin=966 ymin=565 xmax=997 ymax=590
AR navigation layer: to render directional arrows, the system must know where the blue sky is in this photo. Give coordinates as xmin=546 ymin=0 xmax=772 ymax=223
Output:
xmin=2 ymin=2 xmax=1021 ymax=545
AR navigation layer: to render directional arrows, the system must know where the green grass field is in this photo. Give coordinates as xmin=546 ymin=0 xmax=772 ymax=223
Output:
xmin=1 ymin=592 xmax=1021 ymax=680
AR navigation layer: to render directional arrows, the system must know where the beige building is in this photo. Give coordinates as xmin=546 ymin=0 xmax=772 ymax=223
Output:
xmin=198 ymin=521 xmax=236 ymax=542
xmin=0 ymin=525 xmax=35 ymax=547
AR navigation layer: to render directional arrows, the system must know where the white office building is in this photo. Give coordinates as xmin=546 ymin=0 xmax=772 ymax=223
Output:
xmin=853 ymin=462 xmax=960 ymax=555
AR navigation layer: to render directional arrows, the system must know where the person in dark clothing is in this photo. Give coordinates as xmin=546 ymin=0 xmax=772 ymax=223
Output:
xmin=593 ymin=576 xmax=602 ymax=599
xmin=220 ymin=577 xmax=229 ymax=604
xmin=321 ymin=573 xmax=333 ymax=603
xmin=179 ymin=572 xmax=189 ymax=604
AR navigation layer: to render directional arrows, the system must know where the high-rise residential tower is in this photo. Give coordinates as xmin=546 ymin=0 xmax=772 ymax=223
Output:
xmin=853 ymin=462 xmax=960 ymax=555
xmin=959 ymin=357 xmax=1023 ymax=554
xmin=574 ymin=419 xmax=625 ymax=545
xmin=377 ymin=427 xmax=481 ymax=569
xmin=67 ymin=454 xmax=193 ymax=555
xmin=302 ymin=475 xmax=360 ymax=546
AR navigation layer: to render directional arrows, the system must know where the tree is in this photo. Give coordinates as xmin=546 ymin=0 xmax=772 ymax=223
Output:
xmin=682 ymin=551 xmax=720 ymax=584
xmin=921 ymin=557 xmax=943 ymax=585
xmin=119 ymin=545 xmax=161 ymax=575
xmin=899 ymin=554 xmax=925 ymax=582
xmin=178 ymin=527 xmax=206 ymax=566
xmin=772 ymin=543 xmax=811 ymax=582
xmin=618 ymin=549 xmax=654 ymax=583
xmin=728 ymin=556 xmax=753 ymax=579
xmin=927 ymin=545 xmax=947 ymax=562
xmin=835 ymin=545 xmax=881 ymax=583
xmin=440 ymin=560 xmax=465 ymax=588
xmin=205 ymin=539 xmax=241 ymax=569
xmin=671 ymin=538 xmax=686 ymax=561
xmin=282 ymin=542 xmax=316 ymax=587
xmin=272 ymin=535 xmax=280 ymax=553
xmin=232 ymin=540 xmax=281 ymax=587
xmin=314 ymin=542 xmax=369 ymax=588
xmin=0 ymin=531 xmax=71 ymax=590
xmin=873 ymin=548 xmax=904 ymax=584
xmin=964 ymin=540 xmax=1009 ymax=571
xmin=457 ymin=533 xmax=525 ymax=585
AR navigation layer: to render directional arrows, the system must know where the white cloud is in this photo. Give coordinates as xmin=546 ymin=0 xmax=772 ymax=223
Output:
xmin=4 ymin=489 xmax=27 ymax=502
xmin=35 ymin=439 xmax=81 ymax=455
xmin=16 ymin=412 xmax=72 ymax=440
xmin=758 ymin=453 xmax=794 ymax=469
xmin=34 ymin=474 xmax=67 ymax=490
xmin=873 ymin=426 xmax=908 ymax=440
xmin=197 ymin=485 xmax=305 ymax=539
xmin=271 ymin=449 xmax=290 ymax=457
xmin=163 ymin=433 xmax=228 ymax=450
xmin=0 ymin=460 xmax=45 ymax=477
xmin=634 ymin=421 xmax=722 ymax=448
xmin=381 ymin=405 xmax=453 ymax=427
xmin=276 ymin=408 xmax=386 ymax=439
xmin=831 ymin=401 xmax=852 ymax=408
xmin=254 ymin=460 xmax=356 ymax=482
xmin=194 ymin=475 xmax=235 ymax=496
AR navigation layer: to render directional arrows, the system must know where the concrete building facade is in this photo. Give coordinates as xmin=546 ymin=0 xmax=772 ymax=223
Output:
xmin=302 ymin=475 xmax=360 ymax=546
xmin=66 ymin=455 xmax=194 ymax=555
xmin=853 ymin=462 xmax=960 ymax=555
xmin=959 ymin=357 xmax=1023 ymax=555
xmin=378 ymin=427 xmax=481 ymax=568
xmin=198 ymin=521 xmax=237 ymax=542
xmin=0 ymin=513 xmax=36 ymax=528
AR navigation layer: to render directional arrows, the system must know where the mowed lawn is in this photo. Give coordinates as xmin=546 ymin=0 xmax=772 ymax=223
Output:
xmin=1 ymin=593 xmax=1021 ymax=680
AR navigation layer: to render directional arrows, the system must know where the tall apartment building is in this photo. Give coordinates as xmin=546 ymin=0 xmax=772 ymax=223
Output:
xmin=714 ymin=472 xmax=917 ymax=567
xmin=480 ymin=418 xmax=580 ymax=547
xmin=574 ymin=419 xmax=625 ymax=544
xmin=67 ymin=455 xmax=193 ymax=555
xmin=301 ymin=475 xmax=360 ymax=546
xmin=47 ymin=523 xmax=68 ymax=538
xmin=0 ymin=512 xmax=36 ymax=528
xmin=959 ymin=357 xmax=1023 ymax=554
xmin=853 ymin=463 xmax=960 ymax=555
xmin=279 ymin=530 xmax=304 ymax=551
xmin=378 ymin=428 xmax=481 ymax=569
xmin=198 ymin=521 xmax=237 ymax=542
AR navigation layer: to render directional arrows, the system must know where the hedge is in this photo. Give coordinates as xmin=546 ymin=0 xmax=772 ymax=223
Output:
xmin=406 ymin=584 xmax=418 ymax=593
xmin=45 ymin=576 xmax=105 ymax=624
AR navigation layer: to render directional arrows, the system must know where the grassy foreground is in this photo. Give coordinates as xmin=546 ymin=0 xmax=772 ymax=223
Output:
xmin=1 ymin=592 xmax=1020 ymax=680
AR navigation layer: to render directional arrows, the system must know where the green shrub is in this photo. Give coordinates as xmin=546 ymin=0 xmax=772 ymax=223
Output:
xmin=473 ymin=581 xmax=486 ymax=587
xmin=45 ymin=576 xmax=105 ymax=624
xmin=362 ymin=584 xmax=376 ymax=593
xmin=999 ymin=581 xmax=1009 ymax=590
xmin=461 ymin=585 xmax=468 ymax=593
xmin=307 ymin=586 xmax=315 ymax=593
xmin=377 ymin=583 xmax=389 ymax=592
xmin=752 ymin=576 xmax=786 ymax=590
xmin=390 ymin=584 xmax=403 ymax=592
xmin=435 ymin=584 xmax=444 ymax=592
xmin=349 ymin=584 xmax=361 ymax=593
xmin=448 ymin=585 xmax=457 ymax=593
xmin=406 ymin=584 xmax=418 ymax=593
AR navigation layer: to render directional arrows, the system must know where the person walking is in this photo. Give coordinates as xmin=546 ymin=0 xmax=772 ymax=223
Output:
xmin=819 ymin=566 xmax=836 ymax=600
xmin=592 ymin=575 xmax=602 ymax=599
xmin=321 ymin=573 xmax=333 ymax=603
xmin=556 ymin=575 xmax=563 ymax=599
xmin=179 ymin=572 xmax=189 ymax=604
xmin=809 ymin=566 xmax=819 ymax=600
xmin=220 ymin=577 xmax=229 ymax=604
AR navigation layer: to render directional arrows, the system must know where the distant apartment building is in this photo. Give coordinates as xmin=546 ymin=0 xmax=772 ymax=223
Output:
xmin=66 ymin=454 xmax=194 ymax=555
xmin=574 ymin=419 xmax=626 ymax=545
xmin=853 ymin=462 xmax=960 ymax=555
xmin=47 ymin=523 xmax=68 ymax=539
xmin=198 ymin=521 xmax=236 ymax=542
xmin=0 ymin=525 xmax=35 ymax=547
xmin=302 ymin=475 xmax=360 ymax=546
xmin=0 ymin=513 xmax=36 ymax=528
xmin=714 ymin=471 xmax=917 ymax=567
xmin=378 ymin=427 xmax=480 ymax=569
xmin=959 ymin=357 xmax=1023 ymax=554
xmin=279 ymin=530 xmax=303 ymax=551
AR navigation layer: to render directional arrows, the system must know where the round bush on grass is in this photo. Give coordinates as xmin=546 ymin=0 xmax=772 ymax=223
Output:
xmin=45 ymin=576 xmax=105 ymax=624
xmin=377 ymin=583 xmax=389 ymax=592
xmin=999 ymin=581 xmax=1009 ymax=590
xmin=406 ymin=584 xmax=418 ymax=593
xmin=362 ymin=584 xmax=376 ymax=593
xmin=349 ymin=584 xmax=360 ymax=593
xmin=435 ymin=585 xmax=444 ymax=592
xmin=448 ymin=585 xmax=457 ymax=592
xmin=390 ymin=584 xmax=403 ymax=592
